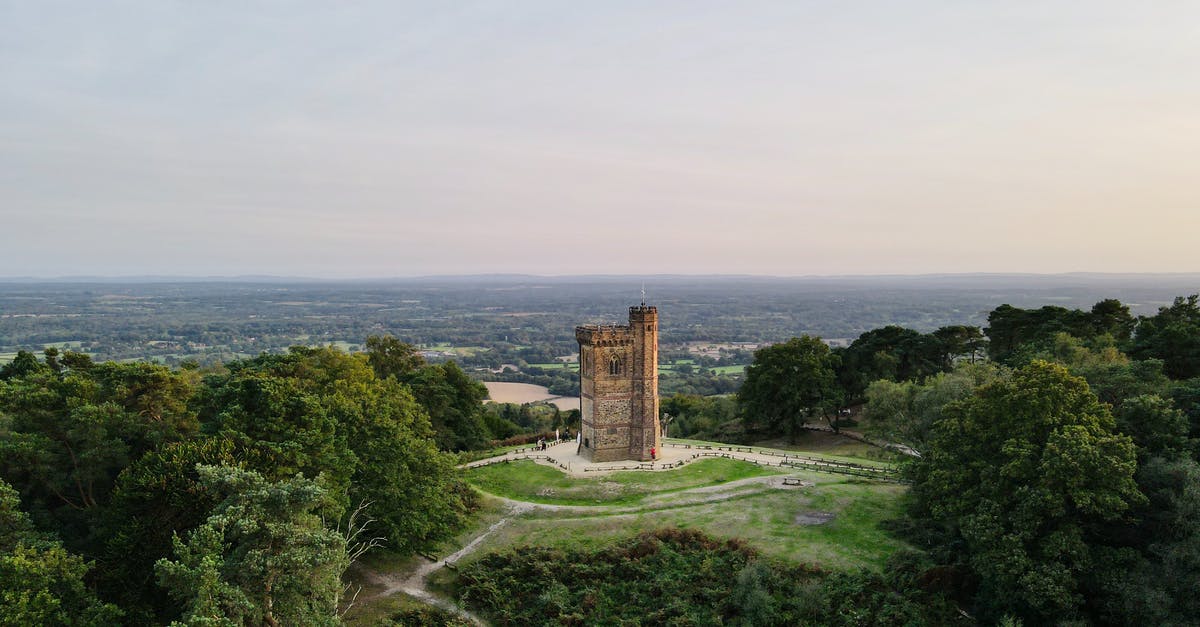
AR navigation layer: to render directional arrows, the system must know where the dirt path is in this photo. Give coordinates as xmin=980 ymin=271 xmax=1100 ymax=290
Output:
xmin=354 ymin=505 xmax=528 ymax=626
xmin=353 ymin=473 xmax=811 ymax=624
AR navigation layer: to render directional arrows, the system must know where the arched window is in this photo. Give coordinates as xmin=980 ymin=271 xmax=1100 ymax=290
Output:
xmin=609 ymin=354 xmax=622 ymax=376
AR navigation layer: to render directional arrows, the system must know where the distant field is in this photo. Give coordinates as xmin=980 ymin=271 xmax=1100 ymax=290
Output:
xmin=43 ymin=341 xmax=83 ymax=350
xmin=658 ymin=362 xmax=745 ymax=375
xmin=425 ymin=344 xmax=488 ymax=357
xmin=482 ymin=382 xmax=579 ymax=410
xmin=1 ymin=341 xmax=85 ymax=364
xmin=526 ymin=362 xmax=578 ymax=371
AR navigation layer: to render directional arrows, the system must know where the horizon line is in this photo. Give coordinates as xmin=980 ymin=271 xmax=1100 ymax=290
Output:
xmin=2 ymin=271 xmax=1200 ymax=283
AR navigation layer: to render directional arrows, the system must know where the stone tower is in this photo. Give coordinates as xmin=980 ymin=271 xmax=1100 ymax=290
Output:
xmin=575 ymin=305 xmax=660 ymax=462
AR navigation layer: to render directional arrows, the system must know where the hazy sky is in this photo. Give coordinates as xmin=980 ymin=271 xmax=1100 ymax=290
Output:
xmin=2 ymin=1 xmax=1198 ymax=277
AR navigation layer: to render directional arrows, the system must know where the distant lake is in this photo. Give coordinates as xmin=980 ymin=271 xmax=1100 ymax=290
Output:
xmin=483 ymin=382 xmax=579 ymax=411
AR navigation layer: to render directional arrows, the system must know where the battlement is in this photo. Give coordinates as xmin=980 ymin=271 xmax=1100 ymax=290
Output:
xmin=575 ymin=324 xmax=634 ymax=346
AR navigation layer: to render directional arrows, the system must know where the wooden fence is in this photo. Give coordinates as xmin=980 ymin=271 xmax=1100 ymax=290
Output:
xmin=464 ymin=444 xmax=904 ymax=483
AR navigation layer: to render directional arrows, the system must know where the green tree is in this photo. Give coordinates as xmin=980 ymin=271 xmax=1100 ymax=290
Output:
xmin=1131 ymin=295 xmax=1200 ymax=380
xmin=0 ymin=479 xmax=122 ymax=626
xmin=155 ymin=466 xmax=347 ymax=627
xmin=911 ymin=361 xmax=1143 ymax=623
xmin=1089 ymin=298 xmax=1136 ymax=341
xmin=1087 ymin=455 xmax=1200 ymax=624
xmin=197 ymin=347 xmax=473 ymax=556
xmin=836 ymin=326 xmax=948 ymax=401
xmin=323 ymin=376 xmax=476 ymax=554
xmin=364 ymin=335 xmax=424 ymax=380
xmin=404 ymin=362 xmax=491 ymax=451
xmin=984 ymin=302 xmax=1124 ymax=365
xmin=931 ymin=325 xmax=988 ymax=367
xmin=0 ymin=360 xmax=196 ymax=537
xmin=207 ymin=374 xmax=353 ymax=518
xmin=865 ymin=363 xmax=1006 ymax=454
xmin=739 ymin=336 xmax=841 ymax=439
xmin=1114 ymin=395 xmax=1191 ymax=461
xmin=0 ymin=350 xmax=47 ymax=381
xmin=96 ymin=437 xmax=248 ymax=623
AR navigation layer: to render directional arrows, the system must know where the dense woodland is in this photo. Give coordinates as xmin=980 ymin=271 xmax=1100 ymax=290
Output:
xmin=2 ymin=280 xmax=1200 ymax=625
xmin=673 ymin=294 xmax=1200 ymax=625
xmin=0 ymin=343 xmax=482 ymax=625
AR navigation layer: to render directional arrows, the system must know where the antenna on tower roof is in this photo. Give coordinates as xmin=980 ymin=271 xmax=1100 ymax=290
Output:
xmin=641 ymin=283 xmax=646 ymax=307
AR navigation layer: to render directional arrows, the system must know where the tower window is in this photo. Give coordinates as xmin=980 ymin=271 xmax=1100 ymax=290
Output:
xmin=609 ymin=354 xmax=622 ymax=376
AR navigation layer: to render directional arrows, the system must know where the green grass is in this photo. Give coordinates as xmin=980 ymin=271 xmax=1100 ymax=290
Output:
xmin=465 ymin=458 xmax=781 ymax=506
xmin=360 ymin=455 xmax=911 ymax=622
xmin=458 ymin=472 xmax=907 ymax=571
xmin=426 ymin=344 xmax=488 ymax=357
xmin=708 ymin=365 xmax=746 ymax=375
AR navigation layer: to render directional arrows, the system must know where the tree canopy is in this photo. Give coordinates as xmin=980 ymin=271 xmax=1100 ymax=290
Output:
xmin=910 ymin=361 xmax=1143 ymax=622
xmin=739 ymin=336 xmax=841 ymax=439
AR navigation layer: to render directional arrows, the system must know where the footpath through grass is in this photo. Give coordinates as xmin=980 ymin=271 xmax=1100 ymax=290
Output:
xmin=461 ymin=473 xmax=908 ymax=571
xmin=465 ymin=457 xmax=781 ymax=506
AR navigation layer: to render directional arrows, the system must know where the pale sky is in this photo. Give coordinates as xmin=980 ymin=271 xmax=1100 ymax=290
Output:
xmin=2 ymin=1 xmax=1198 ymax=277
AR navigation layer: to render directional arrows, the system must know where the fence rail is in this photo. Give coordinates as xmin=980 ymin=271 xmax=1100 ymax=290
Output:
xmin=466 ymin=453 xmax=570 ymax=472
xmin=465 ymin=445 xmax=905 ymax=483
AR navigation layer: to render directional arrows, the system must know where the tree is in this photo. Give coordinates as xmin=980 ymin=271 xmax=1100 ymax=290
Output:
xmin=739 ymin=336 xmax=841 ymax=440
xmin=1089 ymin=299 xmax=1136 ymax=341
xmin=865 ymin=363 xmax=1006 ymax=454
xmin=0 ymin=359 xmax=197 ymax=548
xmin=323 ymin=376 xmax=477 ymax=554
xmin=0 ymin=479 xmax=122 ymax=626
xmin=1131 ymin=295 xmax=1200 ymax=380
xmin=404 ymin=362 xmax=491 ymax=451
xmin=96 ymin=437 xmax=248 ymax=623
xmin=1114 ymin=395 xmax=1191 ymax=461
xmin=155 ymin=466 xmax=347 ymax=627
xmin=196 ymin=347 xmax=473 ymax=556
xmin=207 ymin=374 xmax=353 ymax=519
xmin=364 ymin=335 xmax=424 ymax=380
xmin=984 ymin=302 xmax=1121 ymax=365
xmin=836 ymin=326 xmax=947 ymax=401
xmin=910 ymin=361 xmax=1143 ymax=623
xmin=931 ymin=325 xmax=988 ymax=367
xmin=1086 ymin=455 xmax=1200 ymax=624
xmin=1170 ymin=377 xmax=1200 ymax=441
xmin=0 ymin=350 xmax=47 ymax=381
